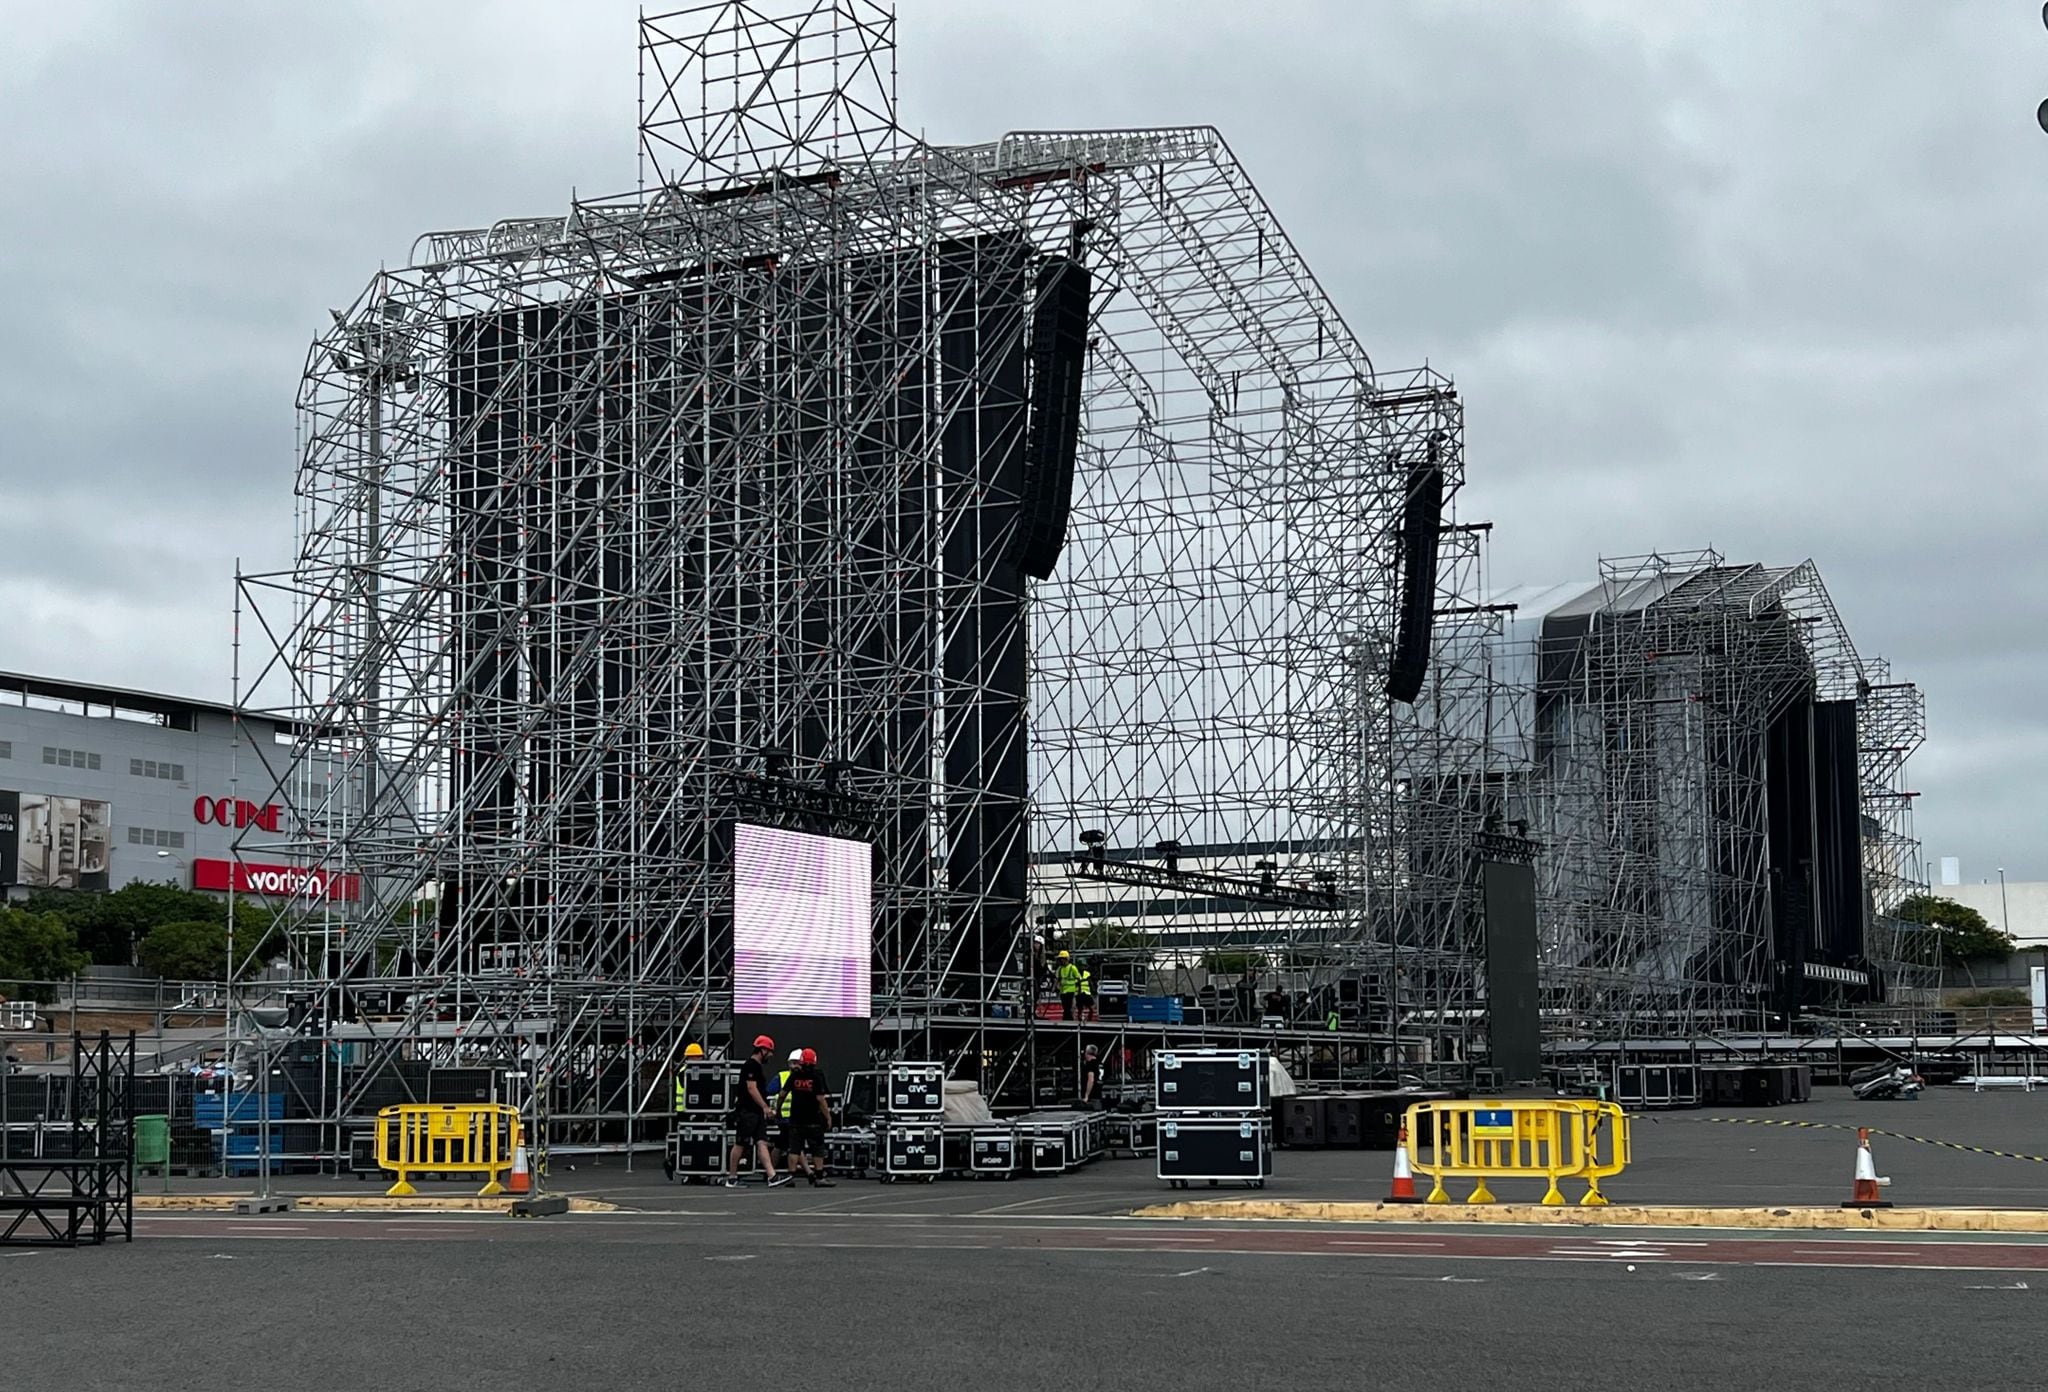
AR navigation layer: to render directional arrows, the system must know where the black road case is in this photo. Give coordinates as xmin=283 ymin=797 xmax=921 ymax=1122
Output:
xmin=1159 ymin=1116 xmax=1271 ymax=1189
xmin=1156 ymin=1050 xmax=1269 ymax=1112
xmin=882 ymin=1122 xmax=943 ymax=1182
xmin=679 ymin=1063 xmax=740 ymax=1118
xmin=940 ymin=1123 xmax=1017 ymax=1178
xmin=667 ymin=1122 xmax=745 ymax=1183
xmin=823 ymin=1127 xmax=876 ymax=1179
xmin=885 ymin=1064 xmax=945 ymax=1118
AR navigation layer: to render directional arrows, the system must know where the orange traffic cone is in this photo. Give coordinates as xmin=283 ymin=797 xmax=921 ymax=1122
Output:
xmin=508 ymin=1127 xmax=532 ymax=1196
xmin=1386 ymin=1125 xmax=1421 ymax=1203
xmin=1839 ymin=1126 xmax=1891 ymax=1209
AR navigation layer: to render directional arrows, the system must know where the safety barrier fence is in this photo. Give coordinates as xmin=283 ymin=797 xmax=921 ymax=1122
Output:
xmin=1404 ymin=1098 xmax=1629 ymax=1206
xmin=375 ymin=1103 xmax=519 ymax=1196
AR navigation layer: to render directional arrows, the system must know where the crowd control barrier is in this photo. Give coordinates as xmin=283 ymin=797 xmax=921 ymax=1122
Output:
xmin=375 ymin=1103 xmax=518 ymax=1196
xmin=1403 ymin=1098 xmax=1629 ymax=1206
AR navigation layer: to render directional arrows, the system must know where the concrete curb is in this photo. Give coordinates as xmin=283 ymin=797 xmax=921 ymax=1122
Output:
xmin=136 ymin=1194 xmax=618 ymax=1214
xmin=1130 ymin=1200 xmax=2048 ymax=1233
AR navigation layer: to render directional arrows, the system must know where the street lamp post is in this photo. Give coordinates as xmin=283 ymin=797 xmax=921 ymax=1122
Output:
xmin=1999 ymin=866 xmax=2011 ymax=943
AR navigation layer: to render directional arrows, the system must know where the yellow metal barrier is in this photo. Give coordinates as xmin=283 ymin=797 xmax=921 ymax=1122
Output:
xmin=375 ymin=1103 xmax=519 ymax=1197
xmin=1403 ymin=1099 xmax=1630 ymax=1206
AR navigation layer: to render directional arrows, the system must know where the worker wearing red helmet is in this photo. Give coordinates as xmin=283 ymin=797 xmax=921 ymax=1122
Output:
xmin=782 ymin=1046 xmax=835 ymax=1187
xmin=725 ymin=1035 xmax=791 ymax=1188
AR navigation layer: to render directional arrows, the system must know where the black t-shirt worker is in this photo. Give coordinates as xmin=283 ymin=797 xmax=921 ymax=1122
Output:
xmin=783 ymin=1048 xmax=836 ymax=1187
xmin=1079 ymin=1044 xmax=1102 ymax=1109
xmin=725 ymin=1035 xmax=791 ymax=1188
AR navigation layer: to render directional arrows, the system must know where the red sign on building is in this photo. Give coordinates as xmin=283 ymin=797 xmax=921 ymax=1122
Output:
xmin=191 ymin=858 xmax=360 ymax=902
xmin=192 ymin=797 xmax=283 ymax=832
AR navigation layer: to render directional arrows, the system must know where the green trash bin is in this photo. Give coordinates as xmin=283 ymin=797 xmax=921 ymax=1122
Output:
xmin=135 ymin=1114 xmax=170 ymax=1171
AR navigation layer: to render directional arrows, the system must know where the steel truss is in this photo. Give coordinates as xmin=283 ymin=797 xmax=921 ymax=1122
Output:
xmin=226 ymin=1 xmax=1483 ymax=1158
xmin=1499 ymin=552 xmax=1932 ymax=1041
xmin=228 ymin=4 xmax=1928 ymax=1162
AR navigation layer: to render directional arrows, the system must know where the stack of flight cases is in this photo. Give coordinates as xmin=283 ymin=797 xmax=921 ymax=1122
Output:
xmin=665 ymin=1061 xmax=746 ymax=1184
xmin=1156 ymin=1049 xmax=1272 ymax=1190
xmin=879 ymin=1063 xmax=945 ymax=1183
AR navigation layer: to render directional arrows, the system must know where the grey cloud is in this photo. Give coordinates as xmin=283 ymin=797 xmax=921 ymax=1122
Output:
xmin=2 ymin=0 xmax=2041 ymax=875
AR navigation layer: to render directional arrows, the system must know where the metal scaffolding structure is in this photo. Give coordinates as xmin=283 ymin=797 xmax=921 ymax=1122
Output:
xmin=228 ymin=0 xmax=1480 ymax=1157
xmin=1498 ymin=552 xmax=1933 ymax=1040
xmin=222 ymin=4 xmax=1932 ymax=1164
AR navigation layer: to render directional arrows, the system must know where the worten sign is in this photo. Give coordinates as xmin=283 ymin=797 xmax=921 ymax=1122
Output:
xmin=192 ymin=858 xmax=360 ymax=902
xmin=193 ymin=797 xmax=283 ymax=832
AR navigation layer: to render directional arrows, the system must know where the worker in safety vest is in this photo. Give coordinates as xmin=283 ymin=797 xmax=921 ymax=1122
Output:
xmin=778 ymin=1049 xmax=801 ymax=1160
xmin=674 ymin=1041 xmax=706 ymax=1113
xmin=1078 ymin=965 xmax=1095 ymax=1022
xmin=1057 ymin=951 xmax=1081 ymax=1020
xmin=1325 ymin=1007 xmax=1341 ymax=1032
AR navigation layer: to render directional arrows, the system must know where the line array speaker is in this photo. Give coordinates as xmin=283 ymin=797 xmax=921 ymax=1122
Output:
xmin=1014 ymin=254 xmax=1090 ymax=579
xmin=1384 ymin=430 xmax=1445 ymax=704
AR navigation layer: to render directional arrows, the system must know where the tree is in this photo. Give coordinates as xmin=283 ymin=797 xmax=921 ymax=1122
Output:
xmin=0 ymin=908 xmax=89 ymax=1003
xmin=1894 ymin=894 xmax=2016 ymax=965
xmin=135 ymin=914 xmax=284 ymax=982
xmin=1200 ymin=949 xmax=1269 ymax=977
xmin=27 ymin=881 xmax=279 ymax=971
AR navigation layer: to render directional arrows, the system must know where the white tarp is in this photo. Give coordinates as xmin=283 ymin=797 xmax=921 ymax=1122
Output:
xmin=1269 ymin=1055 xmax=1297 ymax=1098
xmin=943 ymin=1080 xmax=994 ymax=1123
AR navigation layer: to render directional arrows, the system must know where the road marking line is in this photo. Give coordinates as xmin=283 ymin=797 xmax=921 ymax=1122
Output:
xmin=1328 ymin=1239 xmax=1447 ymax=1248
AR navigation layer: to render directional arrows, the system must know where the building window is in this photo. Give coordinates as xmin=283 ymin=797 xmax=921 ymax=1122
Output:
xmin=0 ymin=740 xmax=10 ymax=759
xmin=42 ymin=747 xmax=101 ymax=771
xmin=128 ymin=758 xmax=186 ymax=781
xmin=125 ymin=827 xmax=185 ymax=849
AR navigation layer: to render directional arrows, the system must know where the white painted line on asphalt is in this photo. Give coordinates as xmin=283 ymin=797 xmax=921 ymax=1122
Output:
xmin=217 ymin=1224 xmax=311 ymax=1232
xmin=1105 ymin=1234 xmax=1214 ymax=1244
xmin=1585 ymin=1238 xmax=1710 ymax=1247
xmin=971 ymin=1195 xmax=1084 ymax=1215
xmin=1329 ymin=1238 xmax=1448 ymax=1248
xmin=1171 ymin=1267 xmax=1213 ymax=1277
xmin=159 ymin=1235 xmax=342 ymax=1243
xmin=1962 ymin=1281 xmax=2029 ymax=1290
xmin=812 ymin=1242 xmax=991 ymax=1252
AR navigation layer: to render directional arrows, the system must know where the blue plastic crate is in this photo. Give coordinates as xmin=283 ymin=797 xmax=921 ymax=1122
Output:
xmin=194 ymin=1093 xmax=285 ymax=1126
xmin=1127 ymin=996 xmax=1184 ymax=1024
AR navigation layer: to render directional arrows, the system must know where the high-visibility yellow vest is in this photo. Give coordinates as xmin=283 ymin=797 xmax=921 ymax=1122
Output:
xmin=1079 ymin=970 xmax=1093 ymax=995
xmin=674 ymin=1076 xmax=687 ymax=1112
xmin=1058 ymin=963 xmax=1081 ymax=995
xmin=778 ymin=1068 xmax=793 ymax=1119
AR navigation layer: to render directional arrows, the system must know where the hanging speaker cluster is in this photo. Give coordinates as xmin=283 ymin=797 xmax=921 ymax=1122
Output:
xmin=1384 ymin=431 xmax=1446 ymax=704
xmin=1012 ymin=254 xmax=1090 ymax=579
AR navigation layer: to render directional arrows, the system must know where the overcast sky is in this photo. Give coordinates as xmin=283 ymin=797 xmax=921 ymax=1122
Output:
xmin=3 ymin=2 xmax=2043 ymax=878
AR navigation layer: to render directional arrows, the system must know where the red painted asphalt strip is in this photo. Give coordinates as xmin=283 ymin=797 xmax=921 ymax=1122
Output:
xmin=131 ymin=1217 xmax=2048 ymax=1270
xmin=1021 ymin=1228 xmax=2048 ymax=1270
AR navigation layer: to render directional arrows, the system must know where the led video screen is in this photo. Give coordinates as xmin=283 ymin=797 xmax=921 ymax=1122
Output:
xmin=733 ymin=823 xmax=872 ymax=1019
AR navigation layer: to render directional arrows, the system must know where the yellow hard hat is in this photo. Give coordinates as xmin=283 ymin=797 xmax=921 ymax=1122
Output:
xmin=1058 ymin=950 xmax=1071 ymax=959
xmin=684 ymin=1042 xmax=705 ymax=1058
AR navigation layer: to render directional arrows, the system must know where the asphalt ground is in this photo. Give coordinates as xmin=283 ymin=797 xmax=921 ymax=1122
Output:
xmin=149 ymin=1085 xmax=2048 ymax=1216
xmin=545 ymin=1085 xmax=2048 ymax=1213
xmin=11 ymin=1207 xmax=2048 ymax=1392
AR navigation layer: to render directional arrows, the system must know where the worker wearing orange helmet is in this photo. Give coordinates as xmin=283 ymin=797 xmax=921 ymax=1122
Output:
xmin=725 ymin=1035 xmax=790 ymax=1188
xmin=782 ymin=1046 xmax=835 ymax=1187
